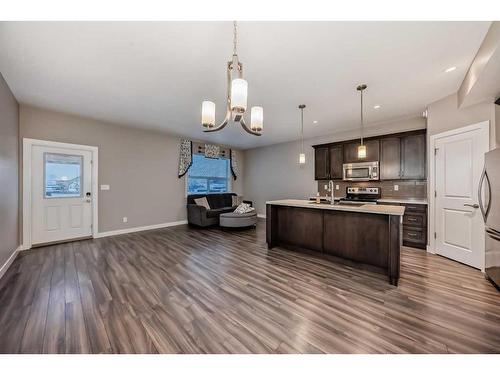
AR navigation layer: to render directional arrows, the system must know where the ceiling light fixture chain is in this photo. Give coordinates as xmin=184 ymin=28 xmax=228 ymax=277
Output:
xmin=233 ymin=20 xmax=238 ymax=57
xmin=201 ymin=21 xmax=263 ymax=136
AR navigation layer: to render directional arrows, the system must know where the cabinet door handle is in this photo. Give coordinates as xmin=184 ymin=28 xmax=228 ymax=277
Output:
xmin=407 ymin=218 xmax=418 ymax=222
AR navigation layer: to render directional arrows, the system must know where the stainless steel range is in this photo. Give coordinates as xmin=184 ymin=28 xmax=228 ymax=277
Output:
xmin=339 ymin=187 xmax=380 ymax=205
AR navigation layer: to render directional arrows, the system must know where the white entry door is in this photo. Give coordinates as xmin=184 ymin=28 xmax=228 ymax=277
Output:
xmin=434 ymin=123 xmax=489 ymax=269
xmin=31 ymin=145 xmax=93 ymax=245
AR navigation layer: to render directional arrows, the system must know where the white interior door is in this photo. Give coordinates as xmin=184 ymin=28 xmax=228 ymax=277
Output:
xmin=434 ymin=124 xmax=489 ymax=269
xmin=31 ymin=145 xmax=93 ymax=245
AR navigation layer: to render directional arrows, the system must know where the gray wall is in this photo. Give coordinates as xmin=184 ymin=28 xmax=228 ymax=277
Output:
xmin=244 ymin=116 xmax=426 ymax=215
xmin=20 ymin=105 xmax=244 ymax=233
xmin=427 ymin=93 xmax=496 ymax=149
xmin=0 ymin=73 xmax=19 ymax=268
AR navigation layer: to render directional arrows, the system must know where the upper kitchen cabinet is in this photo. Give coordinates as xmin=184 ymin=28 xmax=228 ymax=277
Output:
xmin=329 ymin=145 xmax=343 ymax=180
xmin=314 ymin=147 xmax=330 ymax=180
xmin=401 ymin=133 xmax=426 ymax=180
xmin=343 ymin=139 xmax=379 ymax=163
xmin=313 ymin=129 xmax=426 ymax=181
xmin=380 ymin=137 xmax=401 ymax=180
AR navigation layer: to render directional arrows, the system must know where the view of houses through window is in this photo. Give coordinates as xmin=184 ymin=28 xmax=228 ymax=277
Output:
xmin=187 ymin=154 xmax=230 ymax=194
xmin=44 ymin=153 xmax=82 ymax=198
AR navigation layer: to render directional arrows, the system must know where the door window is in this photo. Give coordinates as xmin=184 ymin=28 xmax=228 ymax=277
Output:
xmin=44 ymin=153 xmax=83 ymax=198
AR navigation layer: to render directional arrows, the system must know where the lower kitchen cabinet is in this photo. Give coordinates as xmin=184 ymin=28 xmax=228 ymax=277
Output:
xmin=402 ymin=203 xmax=427 ymax=249
xmin=378 ymin=202 xmax=427 ymax=249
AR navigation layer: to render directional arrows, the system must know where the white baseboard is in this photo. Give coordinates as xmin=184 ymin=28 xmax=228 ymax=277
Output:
xmin=0 ymin=246 xmax=22 ymax=280
xmin=257 ymin=213 xmax=266 ymax=219
xmin=95 ymin=220 xmax=188 ymax=239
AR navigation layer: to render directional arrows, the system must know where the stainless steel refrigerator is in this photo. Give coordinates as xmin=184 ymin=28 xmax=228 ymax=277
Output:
xmin=481 ymin=148 xmax=500 ymax=290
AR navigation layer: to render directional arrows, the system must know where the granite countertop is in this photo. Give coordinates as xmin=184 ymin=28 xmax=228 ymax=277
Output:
xmin=267 ymin=199 xmax=405 ymax=216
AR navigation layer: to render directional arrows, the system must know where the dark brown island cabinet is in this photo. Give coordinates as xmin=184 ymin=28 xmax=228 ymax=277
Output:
xmin=266 ymin=200 xmax=405 ymax=286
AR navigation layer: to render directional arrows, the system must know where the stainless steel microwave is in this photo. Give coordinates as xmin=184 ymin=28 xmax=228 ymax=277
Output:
xmin=343 ymin=161 xmax=379 ymax=181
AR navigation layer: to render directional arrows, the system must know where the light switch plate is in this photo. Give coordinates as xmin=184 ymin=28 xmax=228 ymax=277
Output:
xmin=335 ymin=185 xmax=340 ymax=190
xmin=394 ymin=185 xmax=399 ymax=191
xmin=324 ymin=184 xmax=328 ymax=190
xmin=100 ymin=184 xmax=110 ymax=191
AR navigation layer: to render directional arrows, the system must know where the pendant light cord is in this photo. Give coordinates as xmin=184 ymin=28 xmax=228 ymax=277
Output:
xmin=301 ymin=107 xmax=304 ymax=153
xmin=360 ymin=88 xmax=364 ymax=146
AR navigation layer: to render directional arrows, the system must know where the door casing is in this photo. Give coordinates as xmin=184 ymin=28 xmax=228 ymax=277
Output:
xmin=429 ymin=121 xmax=490 ymax=271
xmin=23 ymin=138 xmax=99 ymax=250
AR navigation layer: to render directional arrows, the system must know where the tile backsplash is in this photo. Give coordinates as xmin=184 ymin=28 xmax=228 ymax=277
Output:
xmin=317 ymin=180 xmax=427 ymax=199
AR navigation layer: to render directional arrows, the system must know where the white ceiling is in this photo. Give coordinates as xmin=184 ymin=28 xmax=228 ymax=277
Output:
xmin=0 ymin=21 xmax=491 ymax=149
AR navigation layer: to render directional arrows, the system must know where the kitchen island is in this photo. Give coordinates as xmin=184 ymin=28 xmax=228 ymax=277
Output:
xmin=266 ymin=199 xmax=405 ymax=285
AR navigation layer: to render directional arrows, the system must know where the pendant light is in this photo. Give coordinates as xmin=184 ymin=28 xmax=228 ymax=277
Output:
xmin=298 ymin=104 xmax=306 ymax=164
xmin=357 ymin=84 xmax=367 ymax=159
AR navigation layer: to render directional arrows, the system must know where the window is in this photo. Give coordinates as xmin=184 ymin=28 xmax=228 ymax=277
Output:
xmin=44 ymin=153 xmax=83 ymax=198
xmin=187 ymin=154 xmax=230 ymax=194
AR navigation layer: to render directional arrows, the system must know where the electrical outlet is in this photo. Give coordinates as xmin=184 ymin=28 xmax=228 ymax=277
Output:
xmin=324 ymin=184 xmax=328 ymax=190
xmin=394 ymin=185 xmax=399 ymax=191
xmin=122 ymin=217 xmax=128 ymax=223
xmin=335 ymin=185 xmax=340 ymax=190
xmin=100 ymin=184 xmax=110 ymax=191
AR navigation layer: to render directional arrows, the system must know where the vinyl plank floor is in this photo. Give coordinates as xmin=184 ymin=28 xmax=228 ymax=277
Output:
xmin=0 ymin=220 xmax=499 ymax=354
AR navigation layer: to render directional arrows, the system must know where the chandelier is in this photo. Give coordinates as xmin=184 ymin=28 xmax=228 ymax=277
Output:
xmin=201 ymin=21 xmax=263 ymax=136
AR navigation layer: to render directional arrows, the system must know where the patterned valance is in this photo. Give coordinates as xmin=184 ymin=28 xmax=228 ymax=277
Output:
xmin=178 ymin=139 xmax=238 ymax=179
xmin=178 ymin=139 xmax=192 ymax=178
xmin=204 ymin=144 xmax=220 ymax=159
xmin=230 ymin=149 xmax=240 ymax=180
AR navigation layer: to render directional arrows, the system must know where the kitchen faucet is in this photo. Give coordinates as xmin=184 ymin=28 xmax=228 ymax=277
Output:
xmin=328 ymin=180 xmax=335 ymax=205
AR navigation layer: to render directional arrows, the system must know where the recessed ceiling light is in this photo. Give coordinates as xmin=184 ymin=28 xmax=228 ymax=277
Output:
xmin=373 ymin=105 xmax=381 ymax=109
xmin=313 ymin=120 xmax=318 ymax=124
xmin=445 ymin=66 xmax=457 ymax=73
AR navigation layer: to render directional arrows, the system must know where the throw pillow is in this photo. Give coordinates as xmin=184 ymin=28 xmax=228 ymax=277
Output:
xmin=231 ymin=195 xmax=243 ymax=206
xmin=234 ymin=203 xmax=255 ymax=214
xmin=194 ymin=197 xmax=211 ymax=210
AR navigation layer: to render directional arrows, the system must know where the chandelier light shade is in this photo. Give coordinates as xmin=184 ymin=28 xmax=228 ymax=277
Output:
xmin=201 ymin=101 xmax=216 ymax=128
xmin=298 ymin=104 xmax=306 ymax=165
xmin=357 ymin=84 xmax=367 ymax=159
xmin=200 ymin=21 xmax=262 ymax=136
xmin=250 ymin=106 xmax=263 ymax=131
xmin=230 ymin=79 xmax=248 ymax=113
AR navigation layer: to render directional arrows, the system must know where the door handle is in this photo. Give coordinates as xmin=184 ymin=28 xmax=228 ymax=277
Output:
xmin=464 ymin=203 xmax=479 ymax=209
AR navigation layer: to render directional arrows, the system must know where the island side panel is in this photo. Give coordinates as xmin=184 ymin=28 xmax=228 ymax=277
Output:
xmin=275 ymin=206 xmax=324 ymax=252
xmin=388 ymin=214 xmax=402 ymax=286
xmin=266 ymin=204 xmax=278 ymax=249
xmin=323 ymin=210 xmax=390 ymax=269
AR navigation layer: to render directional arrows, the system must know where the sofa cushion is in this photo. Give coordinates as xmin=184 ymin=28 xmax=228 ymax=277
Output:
xmin=206 ymin=206 xmax=237 ymax=218
xmin=187 ymin=193 xmax=236 ymax=209
xmin=194 ymin=197 xmax=210 ymax=210
xmin=231 ymin=195 xmax=244 ymax=206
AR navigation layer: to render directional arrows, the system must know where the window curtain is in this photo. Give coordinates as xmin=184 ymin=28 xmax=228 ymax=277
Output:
xmin=230 ymin=149 xmax=240 ymax=180
xmin=178 ymin=139 xmax=192 ymax=178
